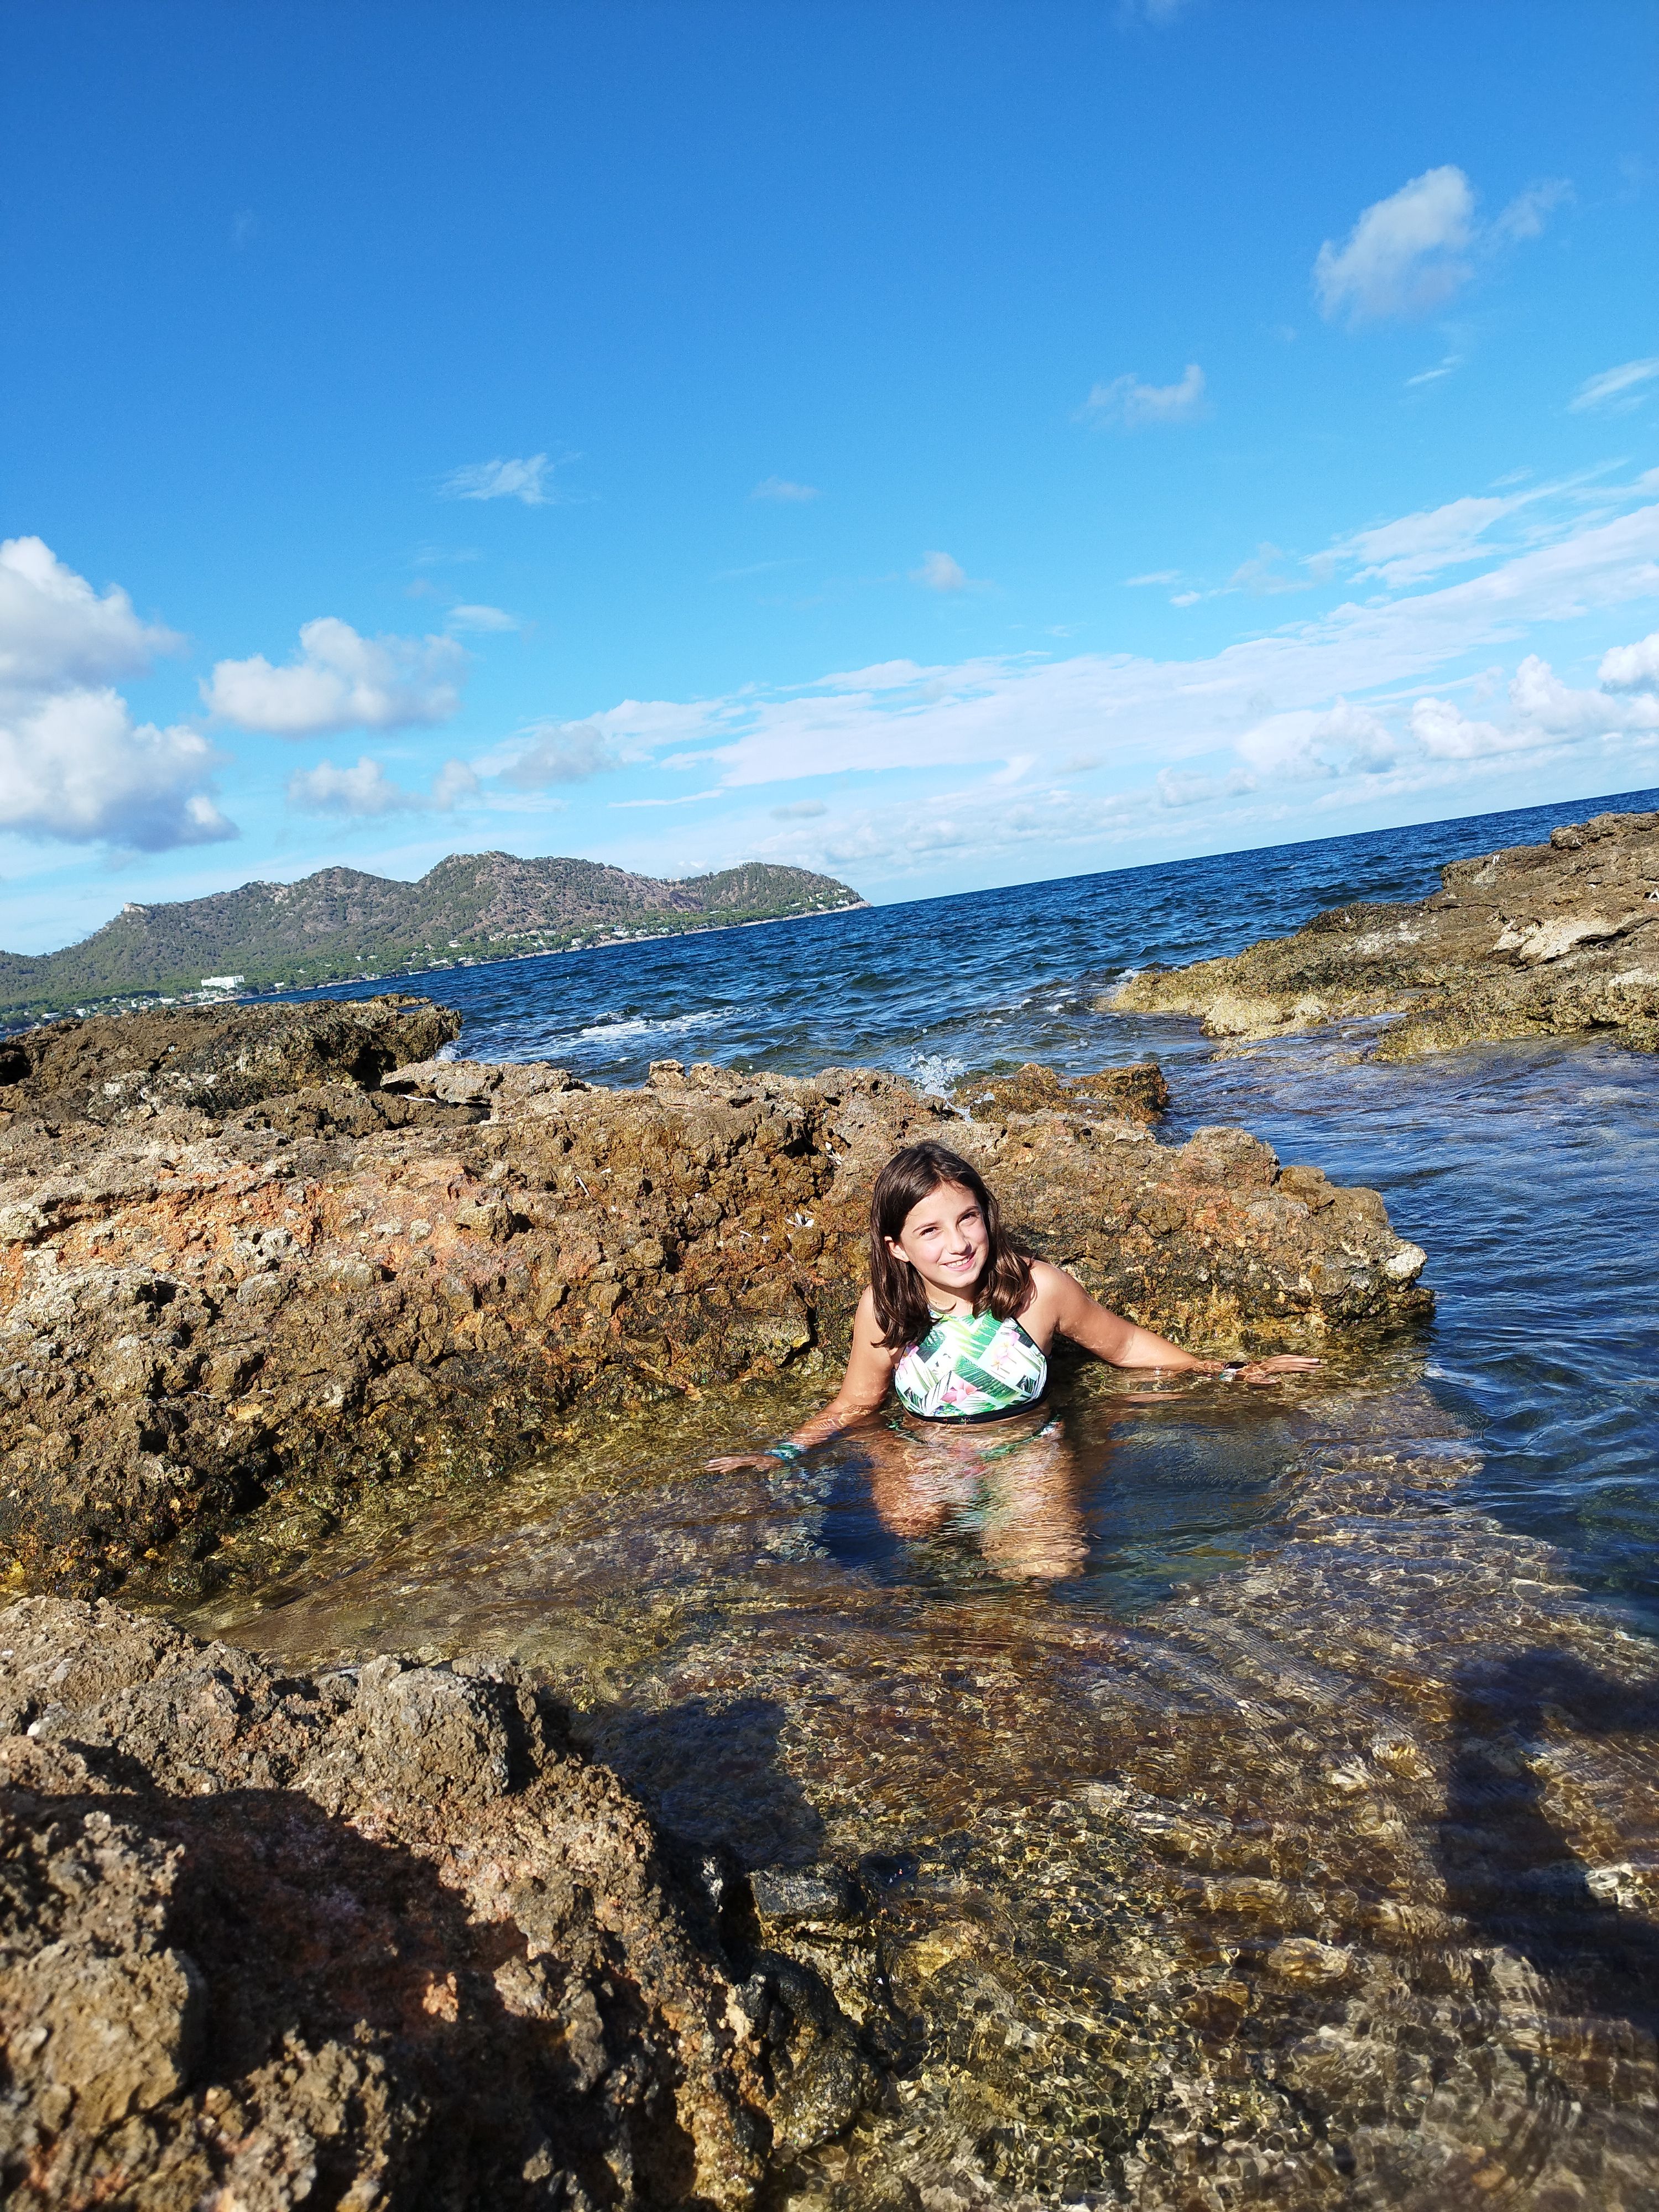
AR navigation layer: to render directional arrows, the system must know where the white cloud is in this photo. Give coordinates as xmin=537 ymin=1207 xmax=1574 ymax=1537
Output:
xmin=751 ymin=476 xmax=821 ymax=502
xmin=431 ymin=759 xmax=481 ymax=807
xmin=911 ymin=550 xmax=974 ymax=593
xmin=0 ymin=535 xmax=180 ymax=696
xmin=441 ymin=453 xmax=557 ymax=504
xmin=1081 ymin=363 xmax=1207 ymax=428
xmin=1569 ymin=358 xmax=1659 ymax=415
xmin=446 ymin=603 xmax=518 ymax=633
xmin=286 ymin=754 xmax=479 ymax=818
xmin=1495 ymin=178 xmax=1584 ymax=243
xmin=499 ymin=719 xmax=619 ymax=789
xmin=1236 ymin=697 xmax=1395 ymax=781
xmin=771 ymin=799 xmax=828 ymax=819
xmin=0 ymin=688 xmax=234 ymax=850
xmin=638 ymin=497 xmax=1659 ymax=796
xmin=1491 ymin=178 xmax=1573 ymax=243
xmin=1599 ymin=631 xmax=1659 ymax=690
xmin=1314 ymin=166 xmax=1570 ymax=328
xmin=204 ymin=617 xmax=465 ymax=737
xmin=288 ymin=757 xmax=421 ymax=817
xmin=1408 ymin=695 xmax=1524 ymax=760
xmin=1229 ymin=544 xmax=1308 ymax=597
xmin=1125 ymin=570 xmax=1180 ymax=587
xmin=0 ymin=538 xmax=232 ymax=851
xmin=1314 ymin=166 xmax=1475 ymax=325
xmin=1156 ymin=769 xmax=1218 ymax=807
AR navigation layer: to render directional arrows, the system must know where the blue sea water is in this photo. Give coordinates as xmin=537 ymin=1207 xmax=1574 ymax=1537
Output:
xmin=294 ymin=784 xmax=1659 ymax=1632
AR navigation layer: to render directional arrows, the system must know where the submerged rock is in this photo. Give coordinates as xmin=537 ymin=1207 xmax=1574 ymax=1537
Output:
xmin=0 ymin=1015 xmax=1428 ymax=1598
xmin=1113 ymin=807 xmax=1659 ymax=1056
xmin=0 ymin=1595 xmax=873 ymax=2209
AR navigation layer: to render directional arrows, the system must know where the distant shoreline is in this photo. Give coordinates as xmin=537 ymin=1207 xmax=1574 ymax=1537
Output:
xmin=0 ymin=895 xmax=874 ymax=1034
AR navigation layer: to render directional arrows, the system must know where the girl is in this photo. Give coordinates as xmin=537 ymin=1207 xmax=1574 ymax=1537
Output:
xmin=708 ymin=1140 xmax=1317 ymax=1577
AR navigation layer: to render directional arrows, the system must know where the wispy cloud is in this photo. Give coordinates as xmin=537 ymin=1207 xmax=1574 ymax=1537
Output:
xmin=1405 ymin=354 xmax=1462 ymax=389
xmin=1569 ymin=358 xmax=1659 ymax=415
xmin=1125 ymin=569 xmax=1181 ymax=587
xmin=498 ymin=719 xmax=620 ymax=790
xmin=441 ymin=453 xmax=563 ymax=505
xmin=750 ymin=476 xmax=821 ymax=503
xmin=1314 ymin=166 xmax=1568 ymax=327
xmin=1079 ymin=363 xmax=1207 ymax=428
xmin=911 ymin=550 xmax=989 ymax=593
xmin=771 ymin=799 xmax=828 ymax=818
xmin=287 ymin=754 xmax=478 ymax=818
xmin=445 ymin=603 xmax=519 ymax=633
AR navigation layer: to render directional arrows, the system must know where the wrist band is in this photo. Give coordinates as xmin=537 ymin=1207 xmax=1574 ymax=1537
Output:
xmin=1217 ymin=1364 xmax=1244 ymax=1381
xmin=768 ymin=1441 xmax=805 ymax=1463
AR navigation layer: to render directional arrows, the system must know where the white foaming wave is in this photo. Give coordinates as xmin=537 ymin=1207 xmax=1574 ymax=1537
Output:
xmin=575 ymin=1006 xmax=729 ymax=1044
xmin=909 ymin=1051 xmax=966 ymax=1098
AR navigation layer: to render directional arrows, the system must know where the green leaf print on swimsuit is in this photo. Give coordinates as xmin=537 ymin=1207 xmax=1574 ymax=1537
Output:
xmin=894 ymin=1308 xmax=1048 ymax=1421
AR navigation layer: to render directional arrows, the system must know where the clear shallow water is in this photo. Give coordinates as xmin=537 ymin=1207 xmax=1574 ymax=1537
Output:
xmin=220 ymin=787 xmax=1659 ymax=2205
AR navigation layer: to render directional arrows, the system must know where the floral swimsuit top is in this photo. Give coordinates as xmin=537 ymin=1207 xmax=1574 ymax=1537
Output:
xmin=893 ymin=1307 xmax=1048 ymax=1423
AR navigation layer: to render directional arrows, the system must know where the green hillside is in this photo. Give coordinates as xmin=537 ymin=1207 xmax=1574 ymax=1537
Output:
xmin=0 ymin=854 xmax=866 ymax=1020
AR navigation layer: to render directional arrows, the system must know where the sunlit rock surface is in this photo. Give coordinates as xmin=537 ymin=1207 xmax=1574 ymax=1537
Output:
xmin=1113 ymin=808 xmax=1659 ymax=1057
xmin=0 ymin=1018 xmax=1426 ymax=1598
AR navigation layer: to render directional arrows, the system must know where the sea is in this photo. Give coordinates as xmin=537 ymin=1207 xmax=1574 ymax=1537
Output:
xmin=237 ymin=782 xmax=1659 ymax=2208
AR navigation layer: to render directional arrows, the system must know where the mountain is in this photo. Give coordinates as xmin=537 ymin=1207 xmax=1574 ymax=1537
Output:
xmin=0 ymin=853 xmax=867 ymax=1019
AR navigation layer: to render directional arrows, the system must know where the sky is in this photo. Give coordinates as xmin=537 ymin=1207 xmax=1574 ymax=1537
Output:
xmin=2 ymin=0 xmax=1657 ymax=956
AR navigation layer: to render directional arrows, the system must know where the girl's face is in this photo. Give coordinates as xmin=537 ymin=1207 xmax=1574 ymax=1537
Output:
xmin=887 ymin=1180 xmax=988 ymax=1306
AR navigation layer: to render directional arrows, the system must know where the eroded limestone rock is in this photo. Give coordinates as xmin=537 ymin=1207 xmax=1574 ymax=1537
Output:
xmin=1113 ymin=808 xmax=1659 ymax=1056
xmin=0 ymin=1023 xmax=1428 ymax=1599
xmin=0 ymin=1596 xmax=868 ymax=2209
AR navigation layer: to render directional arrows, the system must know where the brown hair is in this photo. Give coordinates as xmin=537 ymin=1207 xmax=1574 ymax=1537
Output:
xmin=867 ymin=1140 xmax=1034 ymax=1351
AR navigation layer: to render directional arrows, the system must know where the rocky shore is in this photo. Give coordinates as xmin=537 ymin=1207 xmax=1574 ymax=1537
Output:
xmin=1113 ymin=806 xmax=1659 ymax=1056
xmin=0 ymin=1595 xmax=877 ymax=2209
xmin=0 ymin=1001 xmax=1428 ymax=1601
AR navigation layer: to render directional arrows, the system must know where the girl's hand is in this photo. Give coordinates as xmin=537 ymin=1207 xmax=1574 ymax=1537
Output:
xmin=705 ymin=1451 xmax=788 ymax=1473
xmin=1234 ymin=1354 xmax=1322 ymax=1384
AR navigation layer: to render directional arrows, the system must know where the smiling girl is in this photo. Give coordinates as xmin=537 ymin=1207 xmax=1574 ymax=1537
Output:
xmin=708 ymin=1138 xmax=1317 ymax=1510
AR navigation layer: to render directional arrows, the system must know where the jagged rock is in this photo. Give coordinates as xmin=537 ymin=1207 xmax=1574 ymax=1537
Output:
xmin=0 ymin=1022 xmax=1427 ymax=1599
xmin=953 ymin=1058 xmax=1170 ymax=1123
xmin=0 ymin=998 xmax=460 ymax=1124
xmin=1112 ymin=808 xmax=1659 ymax=1056
xmin=0 ymin=1596 xmax=868 ymax=2209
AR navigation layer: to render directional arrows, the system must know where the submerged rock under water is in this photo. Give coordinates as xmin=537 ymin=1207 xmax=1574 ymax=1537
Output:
xmin=194 ymin=1373 xmax=1659 ymax=2210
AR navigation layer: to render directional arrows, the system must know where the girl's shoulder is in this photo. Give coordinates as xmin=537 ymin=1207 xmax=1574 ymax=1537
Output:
xmin=1023 ymin=1256 xmax=1075 ymax=1302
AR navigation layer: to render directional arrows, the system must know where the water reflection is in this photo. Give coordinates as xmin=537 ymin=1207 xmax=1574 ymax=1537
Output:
xmin=198 ymin=1366 xmax=1659 ymax=2208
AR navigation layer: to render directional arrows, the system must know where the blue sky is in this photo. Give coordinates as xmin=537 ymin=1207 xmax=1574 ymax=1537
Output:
xmin=3 ymin=0 xmax=1657 ymax=954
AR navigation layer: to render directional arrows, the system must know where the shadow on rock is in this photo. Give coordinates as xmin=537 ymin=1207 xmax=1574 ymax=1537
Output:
xmin=578 ymin=1694 xmax=828 ymax=1874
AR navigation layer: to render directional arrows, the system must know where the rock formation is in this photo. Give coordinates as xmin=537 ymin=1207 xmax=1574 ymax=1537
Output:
xmin=0 ymin=1595 xmax=875 ymax=2209
xmin=0 ymin=1003 xmax=1429 ymax=1600
xmin=1113 ymin=807 xmax=1659 ymax=1056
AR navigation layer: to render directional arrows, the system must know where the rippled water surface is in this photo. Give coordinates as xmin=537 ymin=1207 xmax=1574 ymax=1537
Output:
xmin=236 ymin=789 xmax=1659 ymax=2206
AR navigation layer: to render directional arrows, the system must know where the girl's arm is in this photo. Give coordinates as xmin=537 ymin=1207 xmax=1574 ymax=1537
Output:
xmin=1032 ymin=1260 xmax=1319 ymax=1379
xmin=707 ymin=1286 xmax=900 ymax=1470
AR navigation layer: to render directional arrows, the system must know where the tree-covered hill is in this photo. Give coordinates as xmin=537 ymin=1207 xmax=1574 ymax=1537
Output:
xmin=0 ymin=854 xmax=866 ymax=1019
